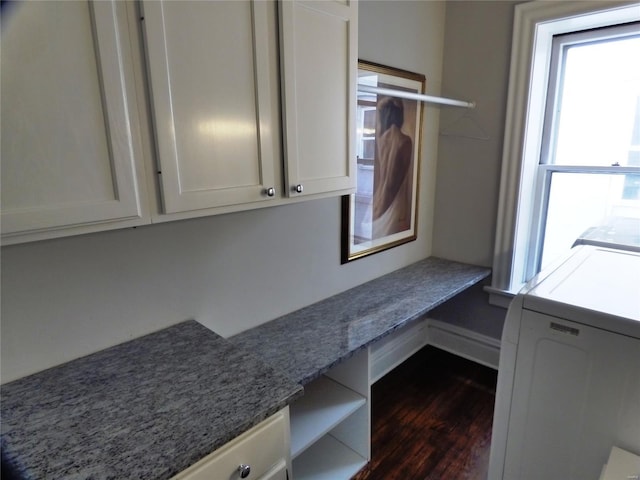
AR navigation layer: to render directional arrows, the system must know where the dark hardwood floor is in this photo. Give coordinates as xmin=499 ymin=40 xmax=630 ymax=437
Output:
xmin=352 ymin=346 xmax=498 ymax=480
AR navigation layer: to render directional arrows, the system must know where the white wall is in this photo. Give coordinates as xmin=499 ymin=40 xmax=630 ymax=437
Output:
xmin=428 ymin=1 xmax=525 ymax=338
xmin=434 ymin=0 xmax=523 ymax=267
xmin=0 ymin=1 xmax=446 ymax=383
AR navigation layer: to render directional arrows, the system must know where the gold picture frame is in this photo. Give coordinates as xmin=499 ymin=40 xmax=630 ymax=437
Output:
xmin=341 ymin=61 xmax=426 ymax=263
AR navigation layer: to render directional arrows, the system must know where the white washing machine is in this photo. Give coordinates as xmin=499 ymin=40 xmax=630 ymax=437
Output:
xmin=488 ymin=245 xmax=640 ymax=480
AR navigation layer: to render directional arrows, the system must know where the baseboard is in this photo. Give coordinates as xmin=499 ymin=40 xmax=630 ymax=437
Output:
xmin=369 ymin=318 xmax=501 ymax=382
xmin=426 ymin=319 xmax=500 ymax=370
xmin=370 ymin=319 xmax=429 ymax=383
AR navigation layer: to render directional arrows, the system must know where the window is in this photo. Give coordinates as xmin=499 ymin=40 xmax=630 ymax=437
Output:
xmin=490 ymin=2 xmax=640 ymax=302
xmin=534 ymin=25 xmax=640 ymax=272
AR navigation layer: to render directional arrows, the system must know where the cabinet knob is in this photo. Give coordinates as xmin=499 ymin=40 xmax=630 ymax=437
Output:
xmin=294 ymin=184 xmax=303 ymax=193
xmin=265 ymin=187 xmax=275 ymax=197
xmin=237 ymin=464 xmax=251 ymax=478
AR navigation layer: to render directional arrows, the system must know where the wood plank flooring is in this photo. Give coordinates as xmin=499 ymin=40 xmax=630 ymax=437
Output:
xmin=352 ymin=346 xmax=498 ymax=480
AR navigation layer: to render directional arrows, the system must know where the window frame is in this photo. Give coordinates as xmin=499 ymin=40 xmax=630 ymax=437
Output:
xmin=530 ymin=23 xmax=640 ymax=275
xmin=489 ymin=1 xmax=640 ymax=306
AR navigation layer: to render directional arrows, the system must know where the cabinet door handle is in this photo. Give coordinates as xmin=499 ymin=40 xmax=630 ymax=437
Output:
xmin=265 ymin=187 xmax=275 ymax=197
xmin=294 ymin=184 xmax=303 ymax=193
xmin=237 ymin=464 xmax=251 ymax=478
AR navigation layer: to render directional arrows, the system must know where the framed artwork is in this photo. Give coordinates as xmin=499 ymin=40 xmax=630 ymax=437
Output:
xmin=341 ymin=61 xmax=426 ymax=263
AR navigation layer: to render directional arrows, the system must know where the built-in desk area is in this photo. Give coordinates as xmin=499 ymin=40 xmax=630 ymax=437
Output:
xmin=231 ymin=256 xmax=491 ymax=479
xmin=1 ymin=257 xmax=490 ymax=480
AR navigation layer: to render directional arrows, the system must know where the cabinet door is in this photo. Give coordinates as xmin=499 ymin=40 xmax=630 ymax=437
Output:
xmin=259 ymin=462 xmax=288 ymax=480
xmin=171 ymin=409 xmax=289 ymax=480
xmin=1 ymin=1 xmax=146 ymax=244
xmin=279 ymin=0 xmax=357 ymax=197
xmin=141 ymin=1 xmax=279 ymax=214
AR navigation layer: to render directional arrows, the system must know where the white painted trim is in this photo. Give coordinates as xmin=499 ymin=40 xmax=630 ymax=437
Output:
xmin=369 ymin=318 xmax=502 ymax=381
xmin=491 ymin=0 xmax=640 ymax=293
xmin=369 ymin=319 xmax=428 ymax=383
xmin=484 ymin=285 xmax=516 ymax=309
xmin=426 ymin=319 xmax=501 ymax=370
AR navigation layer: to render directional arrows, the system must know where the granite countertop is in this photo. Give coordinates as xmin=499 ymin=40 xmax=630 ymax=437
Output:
xmin=0 ymin=321 xmax=303 ymax=480
xmin=231 ymin=257 xmax=491 ymax=385
xmin=1 ymin=256 xmax=490 ymax=479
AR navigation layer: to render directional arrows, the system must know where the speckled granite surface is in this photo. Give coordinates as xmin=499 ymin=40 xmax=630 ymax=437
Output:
xmin=1 ymin=257 xmax=489 ymax=479
xmin=0 ymin=320 xmax=302 ymax=480
xmin=231 ymin=257 xmax=491 ymax=385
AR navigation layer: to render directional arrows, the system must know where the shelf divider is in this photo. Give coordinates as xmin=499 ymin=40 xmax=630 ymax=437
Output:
xmin=292 ymin=434 xmax=367 ymax=480
xmin=290 ymin=375 xmax=366 ymax=459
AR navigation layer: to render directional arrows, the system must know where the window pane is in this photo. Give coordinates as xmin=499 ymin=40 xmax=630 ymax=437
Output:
xmin=541 ymin=172 xmax=640 ymax=269
xmin=552 ymin=35 xmax=640 ymax=167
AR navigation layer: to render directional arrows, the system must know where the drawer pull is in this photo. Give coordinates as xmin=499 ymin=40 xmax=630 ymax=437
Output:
xmin=237 ymin=464 xmax=251 ymax=478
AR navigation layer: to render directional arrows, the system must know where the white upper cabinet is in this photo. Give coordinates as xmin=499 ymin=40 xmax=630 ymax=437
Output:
xmin=0 ymin=1 xmax=148 ymax=245
xmin=1 ymin=0 xmax=358 ymax=244
xmin=279 ymin=0 xmax=358 ymax=198
xmin=140 ymin=0 xmax=280 ymax=214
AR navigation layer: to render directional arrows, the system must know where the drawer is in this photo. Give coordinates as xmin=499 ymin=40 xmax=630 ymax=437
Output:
xmin=260 ymin=460 xmax=288 ymax=480
xmin=172 ymin=408 xmax=289 ymax=480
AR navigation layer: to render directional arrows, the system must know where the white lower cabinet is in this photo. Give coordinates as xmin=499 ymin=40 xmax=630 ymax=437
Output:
xmin=172 ymin=408 xmax=291 ymax=480
xmin=260 ymin=462 xmax=289 ymax=480
xmin=173 ymin=349 xmax=370 ymax=480
xmin=289 ymin=348 xmax=370 ymax=480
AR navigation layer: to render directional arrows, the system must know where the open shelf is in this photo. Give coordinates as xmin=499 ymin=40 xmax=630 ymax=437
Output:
xmin=292 ymin=434 xmax=367 ymax=480
xmin=290 ymin=375 xmax=366 ymax=459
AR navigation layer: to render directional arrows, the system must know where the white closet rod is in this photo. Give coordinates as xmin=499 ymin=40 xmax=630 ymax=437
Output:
xmin=357 ymin=84 xmax=476 ymax=109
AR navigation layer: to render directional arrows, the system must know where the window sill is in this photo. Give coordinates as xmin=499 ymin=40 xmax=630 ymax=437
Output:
xmin=483 ymin=285 xmax=516 ymax=309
